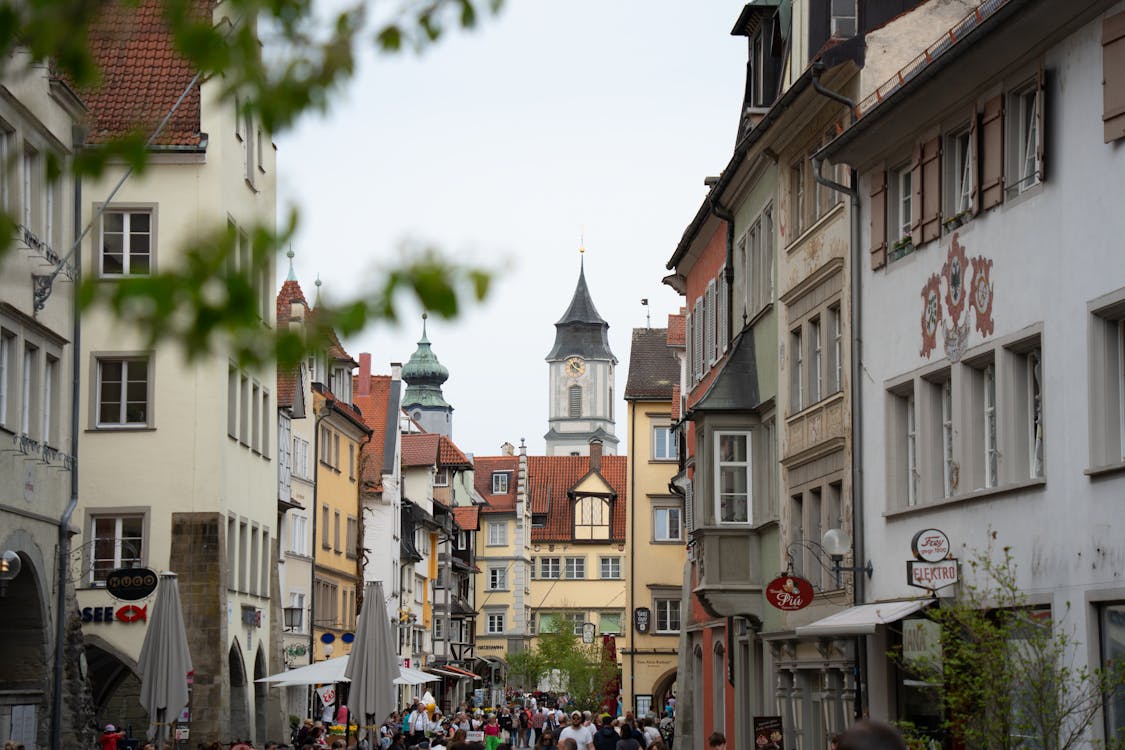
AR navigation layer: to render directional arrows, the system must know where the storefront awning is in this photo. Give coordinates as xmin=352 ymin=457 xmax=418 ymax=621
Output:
xmin=443 ymin=665 xmax=482 ymax=680
xmin=794 ymin=600 xmax=932 ymax=637
xmin=426 ymin=667 xmax=466 ymax=680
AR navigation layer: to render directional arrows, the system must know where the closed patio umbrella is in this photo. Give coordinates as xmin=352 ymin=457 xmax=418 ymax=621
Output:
xmin=136 ymin=572 xmax=193 ymax=747
xmin=344 ymin=580 xmax=398 ymax=740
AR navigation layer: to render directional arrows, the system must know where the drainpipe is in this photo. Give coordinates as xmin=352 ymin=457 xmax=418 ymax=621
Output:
xmin=810 ymin=62 xmax=867 ymax=717
xmin=628 ymin=399 xmax=637 ymax=711
xmin=50 ymin=151 xmax=83 ymax=750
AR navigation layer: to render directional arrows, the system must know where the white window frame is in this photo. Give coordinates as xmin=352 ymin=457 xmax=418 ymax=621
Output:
xmin=984 ymin=363 xmax=998 ymax=488
xmin=809 ymin=317 xmax=822 ymax=405
xmin=714 ymin=430 xmax=752 ymax=524
xmin=599 ymin=556 xmax=622 ymax=579
xmin=790 ymin=327 xmax=804 ymax=413
xmin=653 ymin=424 xmax=675 ymax=461
xmin=829 ymin=306 xmax=842 ymax=394
xmin=95 ymin=356 xmax=151 ymax=428
xmin=486 ymin=612 xmax=505 ymax=634
xmin=486 ymin=521 xmax=507 ymax=547
xmin=0 ymin=331 xmax=9 ymax=427
xmin=653 ymin=506 xmax=683 ymax=542
xmin=906 ymin=392 xmax=918 ymax=506
xmin=830 ymin=0 xmax=857 ymax=37
xmin=88 ymin=513 xmax=145 ymax=585
xmin=491 ymin=472 xmax=509 ymax=494
xmin=434 ymin=467 xmax=449 ymax=486
xmin=890 ymin=165 xmax=912 ymax=244
xmin=942 ymin=380 xmax=954 ymax=498
xmin=654 ymin=597 xmax=681 ymax=634
xmin=488 ymin=565 xmax=507 ymax=591
xmin=99 ymin=209 xmax=153 ymax=277
xmin=540 ymin=556 xmax=561 ymax=580
xmin=1012 ymin=84 xmax=1041 ymax=193
xmin=564 ymin=556 xmax=585 ymax=580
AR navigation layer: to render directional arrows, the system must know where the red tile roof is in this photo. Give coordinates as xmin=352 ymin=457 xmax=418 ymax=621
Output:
xmin=667 ymin=310 xmax=686 ymax=347
xmin=276 ymin=279 xmax=310 ymax=408
xmin=528 ymin=455 xmax=628 ymax=543
xmin=83 ymin=0 xmax=206 ymax=146
xmin=402 ymin=433 xmax=441 ymax=467
xmin=473 ymin=456 xmax=519 ymax=514
xmin=353 ymin=374 xmax=393 ymax=493
xmin=439 ymin=436 xmax=472 ymax=468
xmin=452 ymin=506 xmax=480 ymax=532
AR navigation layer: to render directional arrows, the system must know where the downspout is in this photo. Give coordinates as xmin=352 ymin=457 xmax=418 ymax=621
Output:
xmin=628 ymin=399 xmax=637 ymax=712
xmin=50 ymin=149 xmax=82 ymax=750
xmin=810 ymin=62 xmax=867 ymax=717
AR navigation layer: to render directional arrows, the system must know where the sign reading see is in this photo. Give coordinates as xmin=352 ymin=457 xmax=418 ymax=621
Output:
xmin=765 ymin=576 xmax=814 ymax=611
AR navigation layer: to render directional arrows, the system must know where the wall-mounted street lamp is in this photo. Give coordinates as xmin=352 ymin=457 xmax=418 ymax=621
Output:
xmin=784 ymin=528 xmax=872 ymax=590
xmin=0 ymin=550 xmax=21 ymax=597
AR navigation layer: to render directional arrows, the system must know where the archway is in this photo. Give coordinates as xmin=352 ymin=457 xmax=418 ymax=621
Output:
xmin=0 ymin=551 xmax=48 ymax=748
xmin=254 ymin=645 xmax=268 ymax=745
xmin=229 ymin=639 xmax=251 ymax=741
xmin=651 ymin=667 xmax=678 ymax=717
xmin=85 ymin=639 xmax=146 ymax=733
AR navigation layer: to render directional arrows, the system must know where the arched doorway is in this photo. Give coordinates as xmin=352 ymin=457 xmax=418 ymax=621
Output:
xmin=229 ymin=640 xmax=251 ymax=741
xmin=0 ymin=551 xmax=48 ymax=748
xmin=651 ymin=667 xmax=678 ymax=718
xmin=254 ymin=646 xmax=268 ymax=745
xmin=85 ymin=640 xmax=146 ymax=733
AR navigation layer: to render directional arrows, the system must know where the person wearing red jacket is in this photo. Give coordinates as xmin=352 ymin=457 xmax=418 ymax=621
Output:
xmin=98 ymin=724 xmax=126 ymax=750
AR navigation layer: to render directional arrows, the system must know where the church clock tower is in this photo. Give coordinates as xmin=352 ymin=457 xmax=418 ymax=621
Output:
xmin=544 ymin=256 xmax=618 ymax=456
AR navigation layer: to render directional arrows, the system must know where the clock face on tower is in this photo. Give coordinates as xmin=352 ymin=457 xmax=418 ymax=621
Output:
xmin=565 ymin=356 xmax=586 ymax=377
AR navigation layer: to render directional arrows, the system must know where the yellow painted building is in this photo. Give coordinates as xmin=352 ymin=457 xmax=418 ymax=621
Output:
xmin=310 ymin=377 xmax=372 ymax=662
xmin=623 ymin=324 xmax=686 ymax=716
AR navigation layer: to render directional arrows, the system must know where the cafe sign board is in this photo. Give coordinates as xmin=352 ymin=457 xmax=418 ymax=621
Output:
xmin=765 ymin=575 xmax=814 ymax=611
xmin=907 ymin=528 xmax=958 ymax=593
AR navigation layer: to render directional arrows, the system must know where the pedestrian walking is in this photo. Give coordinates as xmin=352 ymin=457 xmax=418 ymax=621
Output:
xmin=98 ymin=724 xmax=127 ymax=750
xmin=593 ymin=716 xmax=620 ymax=750
xmin=536 ymin=731 xmax=557 ymax=750
xmin=559 ymin=712 xmax=594 ymax=750
xmin=485 ymin=714 xmax=502 ymax=750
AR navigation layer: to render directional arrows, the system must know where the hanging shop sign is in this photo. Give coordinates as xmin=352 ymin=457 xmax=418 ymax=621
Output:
xmin=911 ymin=529 xmax=952 ymax=562
xmin=80 ymin=605 xmax=147 ymax=624
xmin=104 ymin=567 xmax=159 ymax=601
xmin=765 ymin=576 xmax=814 ymax=611
xmin=907 ymin=528 xmax=958 ymax=593
xmin=633 ymin=607 xmax=651 ymax=634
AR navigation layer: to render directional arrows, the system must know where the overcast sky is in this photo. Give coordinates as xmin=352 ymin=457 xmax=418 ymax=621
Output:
xmin=276 ymin=1 xmax=747 ymax=457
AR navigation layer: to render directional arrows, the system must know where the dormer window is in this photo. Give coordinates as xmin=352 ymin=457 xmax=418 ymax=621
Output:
xmin=574 ymin=495 xmax=610 ymax=540
xmin=434 ymin=468 xmax=449 ymax=487
xmin=330 ymin=366 xmax=352 ymax=402
xmin=491 ymin=472 xmax=510 ymax=494
xmin=831 ymin=0 xmax=857 ymax=38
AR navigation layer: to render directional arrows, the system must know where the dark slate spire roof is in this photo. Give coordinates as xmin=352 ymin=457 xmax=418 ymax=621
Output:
xmin=546 ymin=260 xmax=617 ymax=363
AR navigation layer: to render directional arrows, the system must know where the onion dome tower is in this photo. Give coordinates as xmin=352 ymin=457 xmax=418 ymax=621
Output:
xmin=402 ymin=314 xmax=453 ymax=437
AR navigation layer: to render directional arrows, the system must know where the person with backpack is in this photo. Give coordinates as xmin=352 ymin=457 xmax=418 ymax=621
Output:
xmin=593 ymin=716 xmax=620 ymax=750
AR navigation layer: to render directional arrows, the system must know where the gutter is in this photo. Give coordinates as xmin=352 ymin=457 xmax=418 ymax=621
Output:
xmin=809 ymin=62 xmax=868 ymax=719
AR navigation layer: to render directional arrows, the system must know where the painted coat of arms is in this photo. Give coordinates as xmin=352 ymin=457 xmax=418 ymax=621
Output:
xmin=920 ymin=233 xmax=994 ymax=361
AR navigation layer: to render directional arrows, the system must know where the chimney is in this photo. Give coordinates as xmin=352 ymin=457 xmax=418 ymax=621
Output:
xmin=589 ymin=438 xmax=603 ymax=471
xmin=391 ymin=362 xmax=402 ymax=382
xmin=358 ymin=353 xmax=372 ymax=394
xmin=501 ymin=442 xmax=515 ymax=456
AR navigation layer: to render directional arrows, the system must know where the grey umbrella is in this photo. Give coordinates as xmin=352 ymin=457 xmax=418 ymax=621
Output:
xmin=345 ymin=580 xmax=399 ymax=740
xmin=137 ymin=571 xmax=193 ymax=748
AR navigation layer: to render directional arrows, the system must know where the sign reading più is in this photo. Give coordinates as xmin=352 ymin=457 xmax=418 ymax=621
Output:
xmin=765 ymin=575 xmax=814 ymax=611
xmin=907 ymin=528 xmax=958 ymax=592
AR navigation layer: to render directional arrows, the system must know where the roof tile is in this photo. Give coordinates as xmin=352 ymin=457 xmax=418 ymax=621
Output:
xmin=624 ymin=327 xmax=679 ymax=400
xmin=527 ymin=455 xmax=628 ymax=542
xmin=452 ymin=505 xmax=480 ymax=532
xmin=473 ymin=456 xmax=519 ymax=513
xmin=353 ymin=374 xmax=393 ymax=492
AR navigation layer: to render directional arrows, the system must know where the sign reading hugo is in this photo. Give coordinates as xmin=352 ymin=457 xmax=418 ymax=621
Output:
xmin=765 ymin=575 xmax=814 ymax=611
xmin=907 ymin=528 xmax=958 ymax=593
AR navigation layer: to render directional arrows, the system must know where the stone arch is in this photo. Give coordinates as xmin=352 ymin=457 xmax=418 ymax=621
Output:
xmin=0 ymin=536 xmax=50 ymax=748
xmin=650 ymin=666 xmax=677 ymax=716
xmin=254 ymin=644 xmax=268 ymax=745
xmin=84 ymin=635 xmax=145 ymax=731
xmin=711 ymin=638 xmax=726 ymax=735
xmin=229 ymin=638 xmax=251 ymax=742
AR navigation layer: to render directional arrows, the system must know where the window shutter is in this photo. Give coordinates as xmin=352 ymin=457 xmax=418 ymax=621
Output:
xmin=705 ymin=282 xmax=716 ymax=367
xmin=980 ymin=94 xmax=1005 ymax=209
xmin=968 ymin=105 xmax=980 ymax=216
xmin=693 ymin=298 xmax=704 ymax=381
xmin=909 ymin=143 xmax=923 ymax=246
xmin=684 ymin=311 xmax=693 ymax=382
xmin=684 ymin=480 xmax=694 ymax=537
xmin=718 ymin=271 xmax=729 ymax=354
xmin=1103 ymin=12 xmax=1125 ymax=142
xmin=1036 ymin=64 xmax=1047 ymax=181
xmin=920 ymin=136 xmax=942 ymax=244
xmin=870 ymin=170 xmax=887 ymax=269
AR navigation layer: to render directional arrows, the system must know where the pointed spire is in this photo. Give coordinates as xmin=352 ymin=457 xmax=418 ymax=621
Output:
xmin=286 ymin=246 xmax=297 ymax=281
xmin=419 ymin=312 xmax=430 ymax=344
xmin=314 ymin=274 xmax=322 ymax=306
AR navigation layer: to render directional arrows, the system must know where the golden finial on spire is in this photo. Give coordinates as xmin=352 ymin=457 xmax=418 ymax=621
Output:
xmin=579 ymin=225 xmax=585 ymax=255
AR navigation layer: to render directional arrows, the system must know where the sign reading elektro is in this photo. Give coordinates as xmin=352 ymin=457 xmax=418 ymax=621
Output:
xmin=906 ymin=528 xmax=959 ymax=593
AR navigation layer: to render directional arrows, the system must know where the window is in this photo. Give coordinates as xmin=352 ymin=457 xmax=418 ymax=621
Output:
xmin=828 ymin=306 xmax=842 ymax=394
xmin=1089 ymin=298 xmax=1125 ymax=467
xmin=290 ymin=514 xmax=308 ymax=556
xmin=1011 ymin=82 xmax=1041 ymax=193
xmin=790 ymin=327 xmax=804 ymax=413
xmin=487 ymin=612 xmax=505 ymax=634
xmin=99 ymin=210 xmax=152 ymax=276
xmin=946 ymin=125 xmax=974 ymax=217
xmin=346 ymin=516 xmax=358 ymax=559
xmin=261 ymin=530 xmax=270 ymax=595
xmin=791 ymin=160 xmax=806 ymax=237
xmin=42 ymin=355 xmax=56 ymax=445
xmin=95 ymin=356 xmax=150 ymax=427
xmin=314 ymin=578 xmax=339 ymax=627
xmin=564 ymin=557 xmax=586 ymax=580
xmin=488 ymin=566 xmax=507 ymax=591
xmin=809 ymin=317 xmax=822 ymax=404
xmin=705 ymin=280 xmax=716 ymax=366
xmin=655 ymin=598 xmax=681 ymax=633
xmin=1104 ymin=13 xmax=1125 ymax=142
xmin=434 ymin=616 xmax=444 ymax=641
xmin=889 ymin=384 xmax=917 ymax=508
xmin=0 ymin=331 xmax=10 ymax=427
xmin=715 ymin=432 xmax=751 ymax=523
xmin=1022 ymin=349 xmax=1043 ymax=479
xmin=600 ymin=612 xmax=623 ymax=635
xmin=653 ymin=507 xmax=682 ymax=542
xmin=486 ymin=522 xmax=507 ymax=546
xmin=89 ymin=514 xmax=144 ymax=584
xmin=238 ymin=520 xmax=249 ymax=591
xmin=600 ymin=556 xmax=622 ymax=579
xmin=251 ymin=382 xmax=261 ymax=452
xmin=249 ymin=526 xmax=260 ymax=595
xmin=434 ymin=467 xmax=449 ymax=486
xmin=830 ymin=0 xmax=857 ymax=37
xmin=653 ymin=425 xmax=675 ymax=461
xmin=414 ymin=574 xmax=425 ymax=604
xmin=574 ymin=495 xmax=610 ymax=540
xmin=693 ymin=296 xmax=704 ymax=382
xmin=240 ymin=375 xmax=251 ymax=445
xmin=564 ymin=612 xmax=586 ymax=636
xmin=568 ymin=384 xmax=582 ymax=417
xmin=227 ymin=365 xmax=238 ymax=438
xmin=907 ymin=392 xmax=919 ymax=504
xmin=1100 ymin=603 xmax=1125 ymax=737
xmin=491 ymin=472 xmax=509 ymax=494
xmin=942 ymin=380 xmax=955 ymax=497
xmin=287 ymin=592 xmax=305 ymax=631
xmin=789 ymin=492 xmax=805 ymax=577
xmin=22 ymin=145 xmax=39 ymax=235
xmin=20 ymin=343 xmax=35 ymax=436
xmin=982 ymin=363 xmax=998 ymax=488
xmin=540 ymin=557 xmax=560 ymax=579
xmin=333 ymin=511 xmax=341 ymax=552
xmin=321 ymin=504 xmax=329 ymax=549
xmin=333 ymin=432 xmax=340 ymax=468
xmin=293 ymin=437 xmax=310 ymax=479
xmin=890 ymin=165 xmax=913 ymax=247
xmin=227 ymin=516 xmax=237 ymax=589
